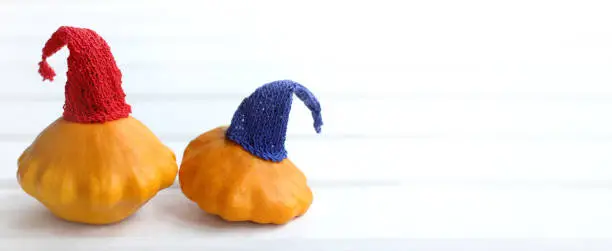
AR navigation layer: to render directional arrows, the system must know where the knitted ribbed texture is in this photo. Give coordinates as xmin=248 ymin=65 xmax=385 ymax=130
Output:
xmin=38 ymin=26 xmax=131 ymax=123
xmin=226 ymin=80 xmax=323 ymax=162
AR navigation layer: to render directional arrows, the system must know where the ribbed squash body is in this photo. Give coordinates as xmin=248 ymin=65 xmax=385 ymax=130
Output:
xmin=17 ymin=117 xmax=178 ymax=224
xmin=179 ymin=126 xmax=313 ymax=225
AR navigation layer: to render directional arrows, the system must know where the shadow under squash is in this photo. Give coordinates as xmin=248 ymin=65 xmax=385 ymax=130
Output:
xmin=6 ymin=204 xmax=134 ymax=237
xmin=156 ymin=194 xmax=288 ymax=232
xmin=5 ymin=192 xmax=298 ymax=237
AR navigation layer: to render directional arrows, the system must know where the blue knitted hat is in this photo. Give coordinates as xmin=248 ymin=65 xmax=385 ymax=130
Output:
xmin=226 ymin=80 xmax=323 ymax=162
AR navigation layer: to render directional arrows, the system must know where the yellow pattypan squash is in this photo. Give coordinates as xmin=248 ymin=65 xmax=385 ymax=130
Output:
xmin=17 ymin=26 xmax=178 ymax=225
xmin=179 ymin=80 xmax=323 ymax=224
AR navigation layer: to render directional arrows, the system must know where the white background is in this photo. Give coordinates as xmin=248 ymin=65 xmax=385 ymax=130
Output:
xmin=2 ymin=0 xmax=612 ymax=250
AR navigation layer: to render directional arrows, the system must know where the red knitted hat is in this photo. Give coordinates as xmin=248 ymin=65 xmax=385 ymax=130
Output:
xmin=38 ymin=26 xmax=131 ymax=123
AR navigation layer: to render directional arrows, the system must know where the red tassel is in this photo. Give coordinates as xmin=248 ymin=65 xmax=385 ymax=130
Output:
xmin=38 ymin=60 xmax=56 ymax=81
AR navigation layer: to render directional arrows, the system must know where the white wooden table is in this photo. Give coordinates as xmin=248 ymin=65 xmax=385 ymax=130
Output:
xmin=2 ymin=0 xmax=612 ymax=250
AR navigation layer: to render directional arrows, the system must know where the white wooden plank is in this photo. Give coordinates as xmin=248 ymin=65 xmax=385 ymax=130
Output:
xmin=2 ymin=99 xmax=612 ymax=137
xmin=2 ymin=239 xmax=609 ymax=251
xmin=5 ymin=59 xmax=612 ymax=96
xmin=2 ymin=184 xmax=612 ymax=251
xmin=1 ymin=0 xmax=612 ymax=94
xmin=2 ymin=138 xmax=612 ymax=182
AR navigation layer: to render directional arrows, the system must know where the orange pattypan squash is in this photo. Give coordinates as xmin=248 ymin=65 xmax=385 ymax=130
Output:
xmin=179 ymin=80 xmax=323 ymax=224
xmin=16 ymin=26 xmax=178 ymax=225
